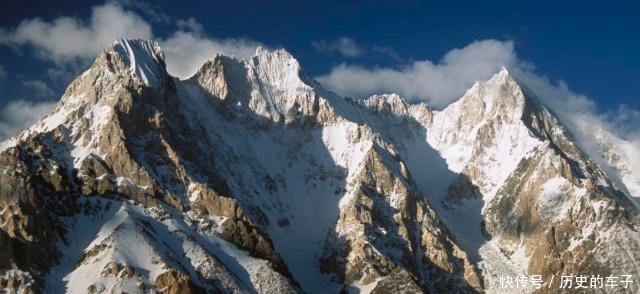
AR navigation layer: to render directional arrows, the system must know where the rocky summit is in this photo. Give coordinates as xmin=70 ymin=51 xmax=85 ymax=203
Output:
xmin=0 ymin=39 xmax=639 ymax=293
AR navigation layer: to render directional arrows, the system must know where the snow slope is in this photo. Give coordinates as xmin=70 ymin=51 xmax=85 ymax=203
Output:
xmin=1 ymin=40 xmax=639 ymax=294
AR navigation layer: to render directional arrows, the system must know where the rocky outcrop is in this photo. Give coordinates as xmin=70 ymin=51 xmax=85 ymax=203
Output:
xmin=321 ymin=145 xmax=481 ymax=292
xmin=0 ymin=40 xmax=638 ymax=294
xmin=154 ymin=270 xmax=204 ymax=294
xmin=0 ymin=269 xmax=35 ymax=294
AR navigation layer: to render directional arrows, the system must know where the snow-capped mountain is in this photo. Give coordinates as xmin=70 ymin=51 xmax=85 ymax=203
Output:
xmin=0 ymin=39 xmax=638 ymax=294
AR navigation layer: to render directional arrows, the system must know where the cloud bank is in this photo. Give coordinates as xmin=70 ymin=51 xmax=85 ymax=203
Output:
xmin=0 ymin=4 xmax=263 ymax=79
xmin=316 ymin=40 xmax=520 ymax=108
xmin=162 ymin=18 xmax=264 ymax=78
xmin=0 ymin=3 xmax=153 ymax=63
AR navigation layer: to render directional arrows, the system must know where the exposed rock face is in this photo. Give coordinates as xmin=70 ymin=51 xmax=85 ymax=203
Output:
xmin=320 ymin=146 xmax=481 ymax=292
xmin=154 ymin=270 xmax=204 ymax=294
xmin=0 ymin=40 xmax=638 ymax=294
xmin=407 ymin=69 xmax=640 ymax=293
xmin=0 ymin=269 xmax=35 ymax=294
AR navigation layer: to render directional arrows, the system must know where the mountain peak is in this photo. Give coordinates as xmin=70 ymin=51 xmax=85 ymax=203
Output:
xmin=454 ymin=66 xmax=526 ymax=113
xmin=497 ymin=65 xmax=510 ymax=75
xmin=488 ymin=65 xmax=517 ymax=84
xmin=363 ymin=93 xmax=409 ymax=115
xmin=254 ymin=46 xmax=295 ymax=59
xmin=3 ymin=40 xmax=640 ymax=294
xmin=104 ymin=39 xmax=166 ymax=86
xmin=187 ymin=44 xmax=331 ymax=124
xmin=251 ymin=46 xmax=302 ymax=75
xmin=254 ymin=46 xmax=270 ymax=56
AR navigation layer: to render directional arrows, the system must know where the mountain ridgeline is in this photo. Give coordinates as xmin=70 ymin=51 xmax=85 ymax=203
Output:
xmin=0 ymin=39 xmax=638 ymax=294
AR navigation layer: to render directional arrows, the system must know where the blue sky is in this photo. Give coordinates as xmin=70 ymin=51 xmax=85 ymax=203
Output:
xmin=0 ymin=0 xmax=638 ymax=139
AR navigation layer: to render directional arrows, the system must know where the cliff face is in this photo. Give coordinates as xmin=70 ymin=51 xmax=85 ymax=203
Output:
xmin=0 ymin=39 xmax=638 ymax=294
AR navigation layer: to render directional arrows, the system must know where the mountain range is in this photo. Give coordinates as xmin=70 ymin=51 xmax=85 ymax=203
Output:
xmin=0 ymin=39 xmax=639 ymax=293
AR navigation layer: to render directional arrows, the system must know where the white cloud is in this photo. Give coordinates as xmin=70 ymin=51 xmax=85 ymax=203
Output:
xmin=312 ymin=37 xmax=364 ymax=57
xmin=600 ymin=105 xmax=640 ymax=139
xmin=318 ymin=38 xmax=640 ymax=198
xmin=0 ymin=3 xmax=264 ymax=138
xmin=22 ymin=79 xmax=54 ymax=97
xmin=0 ymin=100 xmax=56 ymax=140
xmin=506 ymin=61 xmax=640 ymax=185
xmin=160 ymin=23 xmax=264 ymax=79
xmin=317 ymin=39 xmax=519 ymax=108
xmin=0 ymin=5 xmax=263 ymax=80
xmin=0 ymin=3 xmax=153 ymax=63
xmin=563 ymin=105 xmax=640 ymax=197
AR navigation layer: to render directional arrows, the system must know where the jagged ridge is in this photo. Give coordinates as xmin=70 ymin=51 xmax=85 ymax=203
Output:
xmin=0 ymin=39 xmax=639 ymax=294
